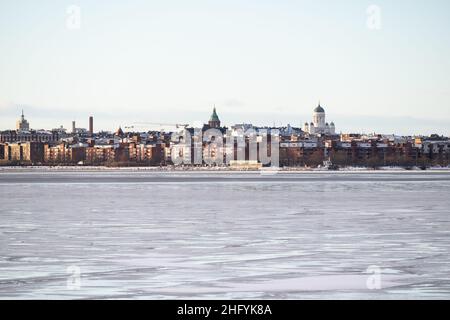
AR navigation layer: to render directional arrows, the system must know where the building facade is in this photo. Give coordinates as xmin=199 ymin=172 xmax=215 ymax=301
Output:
xmin=1 ymin=142 xmax=45 ymax=164
xmin=0 ymin=130 xmax=59 ymax=143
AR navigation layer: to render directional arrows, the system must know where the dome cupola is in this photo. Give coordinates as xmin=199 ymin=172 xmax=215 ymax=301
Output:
xmin=314 ymin=103 xmax=325 ymax=113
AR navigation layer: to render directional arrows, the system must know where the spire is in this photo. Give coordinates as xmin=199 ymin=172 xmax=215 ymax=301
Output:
xmin=208 ymin=105 xmax=221 ymax=128
xmin=210 ymin=106 xmax=220 ymax=122
xmin=115 ymin=126 xmax=124 ymax=137
xmin=16 ymin=108 xmax=30 ymax=131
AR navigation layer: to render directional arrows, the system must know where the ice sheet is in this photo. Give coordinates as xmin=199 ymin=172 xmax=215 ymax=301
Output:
xmin=0 ymin=171 xmax=449 ymax=299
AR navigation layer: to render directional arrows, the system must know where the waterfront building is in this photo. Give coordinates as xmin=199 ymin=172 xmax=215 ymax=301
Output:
xmin=0 ymin=143 xmax=5 ymax=160
xmin=134 ymin=143 xmax=155 ymax=163
xmin=85 ymin=145 xmax=116 ymax=164
xmin=0 ymin=130 xmax=59 ymax=143
xmin=44 ymin=143 xmax=87 ymax=164
xmin=1 ymin=142 xmax=45 ymax=164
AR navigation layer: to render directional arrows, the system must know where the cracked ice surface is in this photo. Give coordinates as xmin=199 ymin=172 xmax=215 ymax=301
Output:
xmin=0 ymin=170 xmax=449 ymax=299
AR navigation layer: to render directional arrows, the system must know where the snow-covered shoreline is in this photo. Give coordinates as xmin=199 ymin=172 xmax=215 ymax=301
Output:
xmin=1 ymin=165 xmax=449 ymax=173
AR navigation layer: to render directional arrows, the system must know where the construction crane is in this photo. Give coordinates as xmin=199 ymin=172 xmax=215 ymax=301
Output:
xmin=132 ymin=122 xmax=190 ymax=131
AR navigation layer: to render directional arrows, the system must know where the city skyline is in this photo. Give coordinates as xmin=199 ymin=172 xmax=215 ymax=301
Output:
xmin=1 ymin=1 xmax=450 ymax=135
xmin=0 ymin=104 xmax=449 ymax=137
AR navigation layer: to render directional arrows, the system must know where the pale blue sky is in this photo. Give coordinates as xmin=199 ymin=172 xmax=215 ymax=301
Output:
xmin=1 ymin=0 xmax=449 ymax=135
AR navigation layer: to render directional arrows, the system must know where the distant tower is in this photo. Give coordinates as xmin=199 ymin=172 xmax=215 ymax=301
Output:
xmin=330 ymin=122 xmax=336 ymax=134
xmin=303 ymin=122 xmax=309 ymax=133
xmin=16 ymin=110 xmax=30 ymax=131
xmin=208 ymin=106 xmax=221 ymax=128
xmin=115 ymin=126 xmax=124 ymax=137
xmin=89 ymin=116 xmax=94 ymax=136
xmin=313 ymin=102 xmax=326 ymax=128
xmin=72 ymin=121 xmax=76 ymax=134
xmin=309 ymin=122 xmax=315 ymax=134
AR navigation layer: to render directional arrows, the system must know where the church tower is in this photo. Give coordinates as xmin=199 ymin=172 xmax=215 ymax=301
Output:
xmin=304 ymin=102 xmax=336 ymax=135
xmin=312 ymin=103 xmax=326 ymax=129
xmin=208 ymin=107 xmax=221 ymax=128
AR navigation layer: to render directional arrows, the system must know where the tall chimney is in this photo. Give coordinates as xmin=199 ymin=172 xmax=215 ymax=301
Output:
xmin=89 ymin=116 xmax=94 ymax=136
xmin=72 ymin=121 xmax=76 ymax=134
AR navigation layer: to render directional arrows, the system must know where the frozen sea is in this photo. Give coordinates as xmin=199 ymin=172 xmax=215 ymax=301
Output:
xmin=0 ymin=170 xmax=449 ymax=299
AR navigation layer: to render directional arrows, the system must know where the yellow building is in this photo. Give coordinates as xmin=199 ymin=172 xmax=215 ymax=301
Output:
xmin=229 ymin=160 xmax=262 ymax=170
xmin=3 ymin=142 xmax=44 ymax=164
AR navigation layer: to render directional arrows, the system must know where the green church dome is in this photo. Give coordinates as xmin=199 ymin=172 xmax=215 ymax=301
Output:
xmin=210 ymin=107 xmax=220 ymax=122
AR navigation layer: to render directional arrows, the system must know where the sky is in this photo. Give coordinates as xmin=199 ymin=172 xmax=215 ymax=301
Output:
xmin=1 ymin=0 xmax=449 ymax=135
